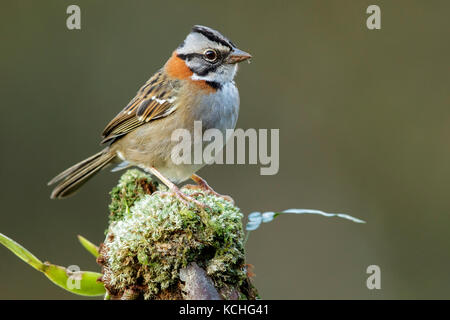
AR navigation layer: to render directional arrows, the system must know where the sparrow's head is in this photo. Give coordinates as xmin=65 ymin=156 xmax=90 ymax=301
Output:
xmin=173 ymin=25 xmax=251 ymax=84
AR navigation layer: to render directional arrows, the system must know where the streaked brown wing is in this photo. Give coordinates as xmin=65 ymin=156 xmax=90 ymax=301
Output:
xmin=101 ymin=70 xmax=178 ymax=144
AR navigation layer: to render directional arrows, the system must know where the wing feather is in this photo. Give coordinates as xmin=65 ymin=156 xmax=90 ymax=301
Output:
xmin=101 ymin=70 xmax=178 ymax=144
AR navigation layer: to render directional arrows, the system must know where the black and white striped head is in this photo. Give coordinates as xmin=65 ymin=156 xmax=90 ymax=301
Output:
xmin=176 ymin=25 xmax=251 ymax=84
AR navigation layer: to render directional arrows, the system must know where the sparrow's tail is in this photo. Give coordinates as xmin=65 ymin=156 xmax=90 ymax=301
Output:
xmin=48 ymin=148 xmax=116 ymax=199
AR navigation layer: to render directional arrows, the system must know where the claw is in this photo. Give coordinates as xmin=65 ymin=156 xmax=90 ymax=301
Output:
xmin=173 ymin=188 xmax=207 ymax=209
xmin=147 ymin=166 xmax=208 ymax=210
xmin=188 ymin=174 xmax=235 ymax=205
xmin=155 ymin=189 xmax=207 ymax=209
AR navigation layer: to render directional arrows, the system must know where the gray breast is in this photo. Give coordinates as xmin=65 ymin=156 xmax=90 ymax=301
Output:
xmin=196 ymin=82 xmax=240 ymax=134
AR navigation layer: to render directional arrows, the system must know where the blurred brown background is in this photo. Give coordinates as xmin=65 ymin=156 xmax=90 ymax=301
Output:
xmin=1 ymin=0 xmax=449 ymax=299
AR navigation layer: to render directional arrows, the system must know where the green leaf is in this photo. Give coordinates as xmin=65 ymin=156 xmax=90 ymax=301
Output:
xmin=77 ymin=235 xmax=100 ymax=258
xmin=0 ymin=232 xmax=44 ymax=271
xmin=41 ymin=263 xmax=105 ymax=296
xmin=0 ymin=232 xmax=105 ymax=297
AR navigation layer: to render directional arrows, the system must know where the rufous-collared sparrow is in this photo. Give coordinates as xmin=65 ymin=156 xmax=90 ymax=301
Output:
xmin=48 ymin=25 xmax=251 ymax=207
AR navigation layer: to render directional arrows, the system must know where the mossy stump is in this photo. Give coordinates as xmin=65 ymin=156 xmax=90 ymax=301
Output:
xmin=97 ymin=169 xmax=258 ymax=300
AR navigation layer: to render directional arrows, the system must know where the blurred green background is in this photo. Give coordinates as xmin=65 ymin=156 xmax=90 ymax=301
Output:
xmin=1 ymin=0 xmax=449 ymax=299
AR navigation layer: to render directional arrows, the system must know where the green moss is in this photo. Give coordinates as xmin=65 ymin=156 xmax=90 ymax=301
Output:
xmin=99 ymin=170 xmax=255 ymax=300
xmin=108 ymin=169 xmax=160 ymax=224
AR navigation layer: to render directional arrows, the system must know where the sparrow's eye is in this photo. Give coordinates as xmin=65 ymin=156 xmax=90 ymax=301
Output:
xmin=203 ymin=49 xmax=218 ymax=62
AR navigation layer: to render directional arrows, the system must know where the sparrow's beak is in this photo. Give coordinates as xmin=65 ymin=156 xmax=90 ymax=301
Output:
xmin=227 ymin=48 xmax=252 ymax=64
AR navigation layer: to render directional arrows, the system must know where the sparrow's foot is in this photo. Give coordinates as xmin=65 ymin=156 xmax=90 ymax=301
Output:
xmin=186 ymin=174 xmax=235 ymax=205
xmin=173 ymin=188 xmax=207 ymax=209
xmin=148 ymin=167 xmax=207 ymax=210
xmin=155 ymin=189 xmax=207 ymax=209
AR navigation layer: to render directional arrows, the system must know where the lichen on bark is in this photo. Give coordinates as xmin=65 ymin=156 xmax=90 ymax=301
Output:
xmin=97 ymin=169 xmax=258 ymax=300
